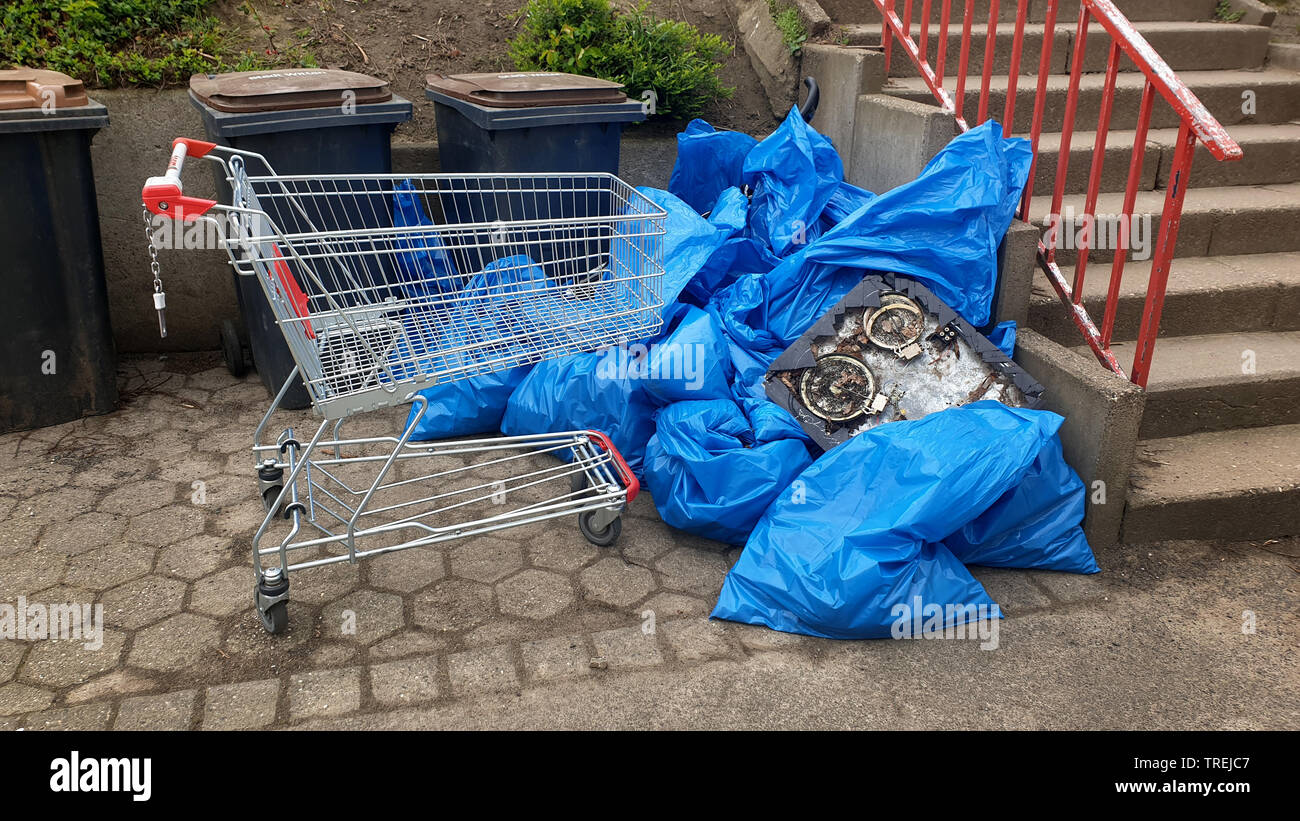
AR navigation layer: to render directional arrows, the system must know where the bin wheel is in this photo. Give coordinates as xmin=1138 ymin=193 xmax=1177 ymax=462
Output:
xmin=262 ymin=485 xmax=284 ymax=516
xmin=260 ymin=601 xmax=288 ymax=634
xmin=579 ymin=511 xmax=622 ymax=547
xmin=221 ymin=319 xmax=249 ymax=378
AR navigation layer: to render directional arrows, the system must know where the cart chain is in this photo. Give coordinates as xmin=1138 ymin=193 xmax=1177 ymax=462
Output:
xmin=141 ymin=205 xmax=167 ymax=338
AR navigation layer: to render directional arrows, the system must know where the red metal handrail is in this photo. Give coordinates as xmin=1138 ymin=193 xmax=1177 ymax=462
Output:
xmin=874 ymin=0 xmax=1242 ymax=387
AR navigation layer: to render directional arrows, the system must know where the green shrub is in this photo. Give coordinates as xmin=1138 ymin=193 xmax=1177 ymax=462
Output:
xmin=768 ymin=1 xmax=809 ymax=55
xmin=0 ymin=0 xmax=316 ymax=88
xmin=508 ymin=0 xmax=733 ymax=120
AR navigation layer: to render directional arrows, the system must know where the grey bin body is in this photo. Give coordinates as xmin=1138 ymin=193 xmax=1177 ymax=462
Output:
xmin=0 ymin=94 xmax=116 ymax=434
xmin=190 ymin=73 xmax=412 ymax=408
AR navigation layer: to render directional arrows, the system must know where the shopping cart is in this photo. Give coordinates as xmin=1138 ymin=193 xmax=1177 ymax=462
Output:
xmin=142 ymin=138 xmax=665 ymax=633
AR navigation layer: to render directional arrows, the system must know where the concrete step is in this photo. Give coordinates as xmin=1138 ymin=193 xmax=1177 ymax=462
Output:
xmin=1030 ymin=123 xmax=1300 ymax=195
xmin=820 ymin=0 xmax=1219 ymax=25
xmin=1072 ymin=331 xmax=1300 ymax=438
xmin=885 ymin=69 xmax=1300 ymax=132
xmin=1030 ymin=252 xmax=1300 ymax=344
xmin=847 ymin=21 xmax=1269 ymax=76
xmin=1026 ymin=182 xmax=1300 ymax=263
xmin=1122 ymin=423 xmax=1300 ymax=542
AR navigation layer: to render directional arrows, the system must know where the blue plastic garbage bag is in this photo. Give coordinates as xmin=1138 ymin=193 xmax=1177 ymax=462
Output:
xmin=500 ymin=346 xmax=658 ymax=476
xmin=679 ymin=187 xmax=767 ymax=306
xmin=987 ymin=320 xmax=1017 ymax=358
xmin=742 ymin=106 xmax=844 ymax=257
xmin=644 ymin=399 xmax=814 ymax=545
xmin=668 ymin=119 xmax=758 ymax=214
xmin=942 ymin=432 xmax=1099 ymax=574
xmin=404 ymin=255 xmax=546 ymax=440
xmin=712 ymin=402 xmax=1061 ymax=639
xmin=633 ymin=187 xmax=738 ymax=307
xmin=819 ymin=181 xmax=876 ymax=229
xmin=642 ymin=303 xmax=733 ymax=405
xmin=392 ymin=180 xmax=459 ymax=297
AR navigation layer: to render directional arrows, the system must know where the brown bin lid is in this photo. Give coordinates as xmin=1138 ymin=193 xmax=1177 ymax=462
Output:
xmin=425 ymin=72 xmax=627 ymax=108
xmin=189 ymin=69 xmax=392 ymax=113
xmin=0 ymin=68 xmax=89 ymax=110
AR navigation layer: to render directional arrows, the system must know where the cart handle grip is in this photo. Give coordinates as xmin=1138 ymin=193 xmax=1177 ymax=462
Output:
xmin=142 ymin=138 xmax=219 ymax=221
xmin=585 ymin=430 xmax=639 ymax=503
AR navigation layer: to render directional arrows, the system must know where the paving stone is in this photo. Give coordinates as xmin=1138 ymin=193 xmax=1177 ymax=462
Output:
xmin=0 ymin=516 xmax=44 ymax=559
xmin=189 ymin=566 xmax=255 ymax=617
xmin=449 ymin=536 xmax=524 ymax=583
xmin=368 ymin=547 xmax=445 ymax=593
xmin=115 ymin=690 xmax=197 ymax=730
xmin=370 ymin=655 xmax=441 ymax=705
xmin=100 ymin=574 xmax=187 ymax=628
xmin=1028 ymin=570 xmax=1111 ymax=604
xmin=655 ymin=548 xmax=731 ymax=597
xmin=0 ymin=641 xmax=25 ymax=684
xmin=70 ymin=455 xmax=155 ymax=489
xmin=63 ymin=542 xmax=155 ymax=590
xmin=592 ymin=625 xmax=664 ymax=670
xmin=447 ymin=645 xmax=518 ymax=696
xmin=212 ymin=503 xmax=271 ymax=540
xmin=291 ymin=561 xmax=361 ymax=605
xmin=312 ymin=642 xmax=361 ymax=667
xmin=496 ymin=569 xmax=575 ymax=620
xmin=203 ymin=679 xmax=280 ymax=730
xmin=65 ymin=670 xmax=158 ymax=705
xmin=661 ymin=618 xmax=738 ymax=662
xmin=412 ymin=578 xmax=495 ymax=632
xmin=528 ymin=530 xmax=599 ymax=573
xmin=20 ymin=702 xmax=113 ymax=731
xmin=157 ymin=534 xmax=234 ymax=580
xmin=970 ymin=568 xmax=1054 ymax=613
xmin=289 ymin=668 xmax=361 ymax=720
xmin=0 ymin=682 xmax=54 ymax=715
xmin=643 ymin=592 xmax=711 ymax=619
xmin=521 ymin=635 xmax=591 ymax=682
xmin=222 ymin=602 xmax=315 ymax=657
xmin=20 ymin=631 xmax=126 ymax=688
xmin=41 ymin=512 xmax=128 ymax=557
xmin=126 ymin=505 xmax=206 ymax=547
xmin=579 ymin=557 xmax=657 ymax=608
xmin=620 ymin=516 xmax=687 ymax=563
xmin=0 ymin=550 xmax=67 ymax=599
xmin=99 ymin=479 xmax=177 ymax=517
xmin=464 ymin=619 xmax=535 ymax=648
xmin=128 ymin=613 xmax=222 ymax=672
xmin=322 ymin=590 xmax=405 ymax=645
xmin=369 ymin=631 xmax=448 ymax=660
xmin=21 ymin=487 xmax=99 ymax=524
xmin=731 ymin=623 xmax=809 ymax=652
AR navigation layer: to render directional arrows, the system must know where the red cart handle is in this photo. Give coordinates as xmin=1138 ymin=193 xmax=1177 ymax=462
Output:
xmin=585 ymin=430 xmax=639 ymax=502
xmin=142 ymin=138 xmax=219 ymax=221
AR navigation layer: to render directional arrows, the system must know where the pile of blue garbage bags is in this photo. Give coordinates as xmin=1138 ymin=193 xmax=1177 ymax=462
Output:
xmin=403 ymin=109 xmax=1099 ymax=639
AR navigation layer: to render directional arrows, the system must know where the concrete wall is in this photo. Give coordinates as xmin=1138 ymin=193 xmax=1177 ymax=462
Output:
xmin=90 ymin=88 xmax=235 ymax=354
xmin=801 ymin=44 xmax=884 ymax=179
xmin=846 ymin=94 xmax=957 ymax=194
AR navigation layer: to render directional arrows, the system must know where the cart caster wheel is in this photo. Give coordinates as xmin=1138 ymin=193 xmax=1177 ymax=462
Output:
xmin=260 ymin=602 xmax=288 ymax=634
xmin=579 ymin=511 xmax=622 ymax=547
xmin=220 ymin=319 xmax=249 ymax=378
xmin=262 ymin=485 xmax=284 ymax=515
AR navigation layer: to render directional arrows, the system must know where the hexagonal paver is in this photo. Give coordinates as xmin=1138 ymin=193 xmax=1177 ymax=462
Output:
xmin=521 ymin=635 xmax=591 ymax=682
xmin=0 ymin=642 xmax=25 ymax=684
xmin=370 ymin=656 xmax=441 ymax=705
xmin=369 ymin=631 xmax=447 ymax=661
xmin=449 ymin=537 xmax=524 ymax=583
xmin=222 ymin=602 xmax=314 ymax=656
xmin=0 ymin=515 xmax=43 ymax=559
xmin=643 ymin=592 xmax=710 ymax=619
xmin=289 ymin=668 xmax=361 ymax=721
xmin=98 ymin=479 xmax=177 ymax=517
xmin=115 ymin=690 xmax=196 ymax=730
xmin=291 ymin=562 xmax=361 ymax=605
xmin=579 ymin=557 xmax=657 ymax=608
xmin=128 ymin=613 xmax=221 ymax=672
xmin=21 ymin=487 xmax=98 ymax=523
xmin=203 ymin=679 xmax=280 ymax=730
xmin=592 ymin=625 xmax=664 ymax=670
xmin=20 ymin=630 xmax=125 ymax=688
xmin=322 ymin=590 xmax=405 ymax=645
xmin=188 ymin=567 xmax=253 ymax=618
xmin=99 ymin=575 xmax=187 ymax=629
xmin=495 ymin=569 xmax=575 ymax=620
xmin=0 ymin=551 xmax=67 ymax=600
xmin=447 ymin=645 xmax=518 ymax=696
xmin=157 ymin=534 xmax=233 ymax=580
xmin=63 ymin=543 xmax=155 ymax=590
xmin=65 ymin=670 xmax=158 ymax=705
xmin=126 ymin=506 xmax=206 ymax=547
xmin=19 ymin=702 xmax=112 ymax=731
xmin=654 ymin=548 xmax=730 ymax=597
xmin=40 ymin=512 xmax=128 ymax=556
xmin=660 ymin=618 xmax=737 ymax=662
xmin=412 ymin=579 xmax=495 ymax=633
xmin=528 ymin=530 xmax=598 ymax=573
xmin=368 ymin=548 xmax=445 ymax=593
xmin=0 ymin=683 xmax=54 ymax=716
